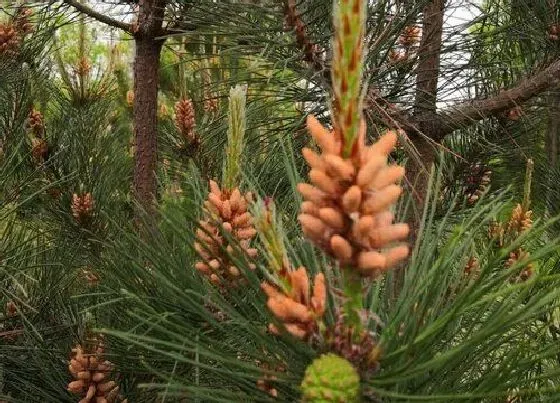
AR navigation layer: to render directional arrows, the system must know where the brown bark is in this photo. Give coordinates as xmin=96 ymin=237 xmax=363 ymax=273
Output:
xmin=546 ymin=89 xmax=560 ymax=214
xmin=407 ymin=0 xmax=445 ymax=226
xmin=546 ymin=90 xmax=560 ymax=169
xmin=414 ymin=0 xmax=445 ymax=116
xmin=428 ymin=58 xmax=560 ymax=138
xmin=132 ymin=0 xmax=166 ymax=221
xmin=133 ymin=37 xmax=163 ymax=218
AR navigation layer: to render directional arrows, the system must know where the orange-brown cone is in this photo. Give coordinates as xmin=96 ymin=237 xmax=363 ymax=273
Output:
xmin=31 ymin=137 xmax=48 ymax=163
xmin=27 ymin=109 xmax=45 ymax=138
xmin=507 ymin=204 xmax=532 ymax=236
xmin=195 ymin=181 xmax=257 ymax=287
xmin=0 ymin=22 xmax=20 ymax=56
xmin=506 ymin=248 xmax=534 ymax=283
xmin=297 ymin=116 xmax=409 ymax=277
xmin=72 ymin=193 xmax=95 ymax=224
xmin=261 ymin=267 xmax=325 ymax=340
xmin=67 ymin=340 xmax=126 ymax=403
xmin=174 ymin=98 xmax=196 ymax=143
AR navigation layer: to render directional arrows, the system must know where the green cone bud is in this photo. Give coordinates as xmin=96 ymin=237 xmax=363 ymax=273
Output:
xmin=301 ymin=353 xmax=360 ymax=402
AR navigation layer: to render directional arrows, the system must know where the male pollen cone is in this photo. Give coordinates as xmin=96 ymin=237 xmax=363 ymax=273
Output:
xmin=67 ymin=343 xmax=125 ymax=403
xmin=297 ymin=115 xmax=409 ymax=277
xmin=262 ymin=267 xmax=326 ymax=340
xmin=194 ymin=180 xmax=258 ymax=287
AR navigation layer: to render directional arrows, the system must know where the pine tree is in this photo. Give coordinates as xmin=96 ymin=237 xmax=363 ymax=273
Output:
xmin=2 ymin=1 xmax=560 ymax=403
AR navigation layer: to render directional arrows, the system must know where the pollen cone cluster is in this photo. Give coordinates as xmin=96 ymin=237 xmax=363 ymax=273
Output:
xmin=125 ymin=90 xmax=134 ymax=107
xmin=67 ymin=342 xmax=126 ymax=403
xmin=256 ymin=360 xmax=284 ymax=398
xmin=465 ymin=163 xmax=491 ymax=204
xmin=27 ymin=109 xmax=48 ymax=163
xmin=174 ymin=98 xmax=197 ymax=143
xmin=463 ymin=257 xmax=480 ymax=278
xmin=75 ymin=56 xmax=92 ymax=77
xmin=72 ymin=192 xmax=94 ymax=224
xmin=194 ymin=181 xmax=257 ymax=286
xmin=506 ymin=248 xmax=534 ymax=283
xmin=204 ymin=96 xmax=219 ymax=114
xmin=31 ymin=137 xmax=48 ymax=163
xmin=398 ymin=25 xmax=421 ymax=47
xmin=0 ymin=23 xmax=20 ymax=56
xmin=507 ymin=203 xmax=532 ymax=236
xmin=28 ymin=109 xmax=45 ymax=137
xmin=262 ymin=267 xmax=326 ymax=340
xmin=13 ymin=7 xmax=33 ymax=35
xmin=297 ymin=116 xmax=409 ymax=277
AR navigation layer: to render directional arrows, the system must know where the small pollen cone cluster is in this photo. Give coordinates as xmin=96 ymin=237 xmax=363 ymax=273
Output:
xmin=0 ymin=9 xmax=32 ymax=57
xmin=31 ymin=137 xmax=48 ymax=163
xmin=398 ymin=25 xmax=421 ymax=47
xmin=67 ymin=341 xmax=126 ymax=403
xmin=262 ymin=267 xmax=326 ymax=340
xmin=388 ymin=49 xmax=408 ymax=65
xmin=27 ymin=109 xmax=48 ymax=163
xmin=159 ymin=103 xmax=169 ymax=118
xmin=72 ymin=192 xmax=95 ymax=224
xmin=465 ymin=163 xmax=491 ymax=204
xmin=507 ymin=203 xmax=532 ymax=236
xmin=297 ymin=116 xmax=409 ymax=277
xmin=463 ymin=257 xmax=480 ymax=278
xmin=507 ymin=106 xmax=523 ymax=121
xmin=506 ymin=248 xmax=534 ymax=283
xmin=194 ymin=181 xmax=257 ymax=286
xmin=256 ymin=360 xmax=284 ymax=398
xmin=204 ymin=96 xmax=219 ymax=114
xmin=284 ymin=0 xmax=323 ymax=70
xmin=549 ymin=24 xmax=560 ymax=41
xmin=488 ymin=219 xmax=505 ymax=247
xmin=489 ymin=203 xmax=534 ymax=282
xmin=75 ymin=56 xmax=92 ymax=77
xmin=28 ymin=109 xmax=45 ymax=137
xmin=5 ymin=300 xmax=17 ymax=318
xmin=13 ymin=7 xmax=33 ymax=35
xmin=0 ymin=22 xmax=20 ymax=56
xmin=174 ymin=98 xmax=197 ymax=144
xmin=125 ymin=90 xmax=134 ymax=107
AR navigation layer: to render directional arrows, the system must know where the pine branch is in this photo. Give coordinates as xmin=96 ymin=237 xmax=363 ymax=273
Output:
xmin=63 ymin=0 xmax=132 ymax=33
xmin=430 ymin=58 xmax=560 ymax=138
xmin=283 ymin=0 xmax=330 ymax=83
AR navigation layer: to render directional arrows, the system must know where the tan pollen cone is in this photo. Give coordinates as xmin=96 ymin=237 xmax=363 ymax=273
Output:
xmin=67 ymin=342 xmax=126 ymax=403
xmin=195 ymin=180 xmax=258 ymax=287
xmin=261 ymin=267 xmax=326 ymax=340
xmin=297 ymin=115 xmax=409 ymax=277
xmin=174 ymin=98 xmax=197 ymax=143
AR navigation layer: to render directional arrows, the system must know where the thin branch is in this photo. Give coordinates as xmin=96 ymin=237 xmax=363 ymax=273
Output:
xmin=431 ymin=58 xmax=560 ymax=139
xmin=283 ymin=0 xmax=331 ymax=83
xmin=63 ymin=0 xmax=132 ymax=33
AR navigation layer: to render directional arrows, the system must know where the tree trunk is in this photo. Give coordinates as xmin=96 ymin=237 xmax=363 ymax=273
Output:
xmin=133 ymin=37 xmax=162 ymax=219
xmin=414 ymin=0 xmax=445 ymax=116
xmin=546 ymin=89 xmax=560 ymax=215
xmin=407 ymin=0 xmax=445 ymax=226
xmin=132 ymin=0 xmax=166 ymax=222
